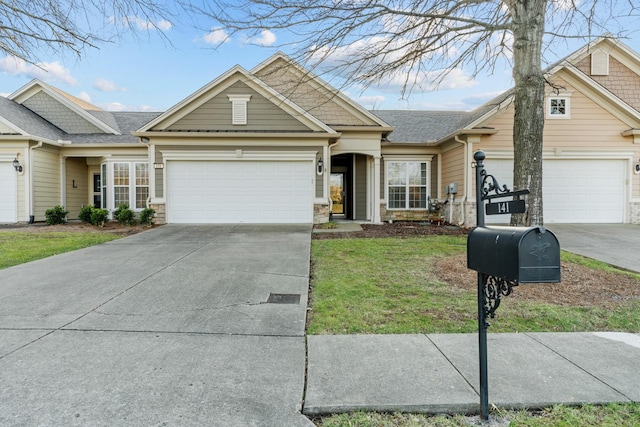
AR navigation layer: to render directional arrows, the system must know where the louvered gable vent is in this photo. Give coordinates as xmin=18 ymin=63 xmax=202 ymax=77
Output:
xmin=228 ymin=94 xmax=252 ymax=125
xmin=590 ymin=50 xmax=609 ymax=76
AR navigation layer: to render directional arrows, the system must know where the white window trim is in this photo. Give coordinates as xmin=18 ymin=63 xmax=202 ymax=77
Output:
xmin=101 ymin=160 xmax=149 ymax=211
xmin=228 ymin=94 xmax=252 ymax=125
xmin=546 ymin=95 xmax=571 ymax=119
xmin=385 ymin=160 xmax=430 ymax=210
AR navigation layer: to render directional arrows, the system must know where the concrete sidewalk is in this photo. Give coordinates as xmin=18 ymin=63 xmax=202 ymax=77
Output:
xmin=305 ymin=332 xmax=640 ymax=415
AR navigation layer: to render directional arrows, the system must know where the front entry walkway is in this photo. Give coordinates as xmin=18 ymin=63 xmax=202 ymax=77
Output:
xmin=0 ymin=224 xmax=313 ymax=426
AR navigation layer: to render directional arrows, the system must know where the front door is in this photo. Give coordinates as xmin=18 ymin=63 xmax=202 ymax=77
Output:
xmin=330 ymin=173 xmax=345 ymax=216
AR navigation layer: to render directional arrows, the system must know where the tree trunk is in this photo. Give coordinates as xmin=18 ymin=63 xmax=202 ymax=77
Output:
xmin=509 ymin=0 xmax=547 ymax=226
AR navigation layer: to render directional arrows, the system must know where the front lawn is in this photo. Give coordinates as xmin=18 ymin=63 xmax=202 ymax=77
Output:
xmin=308 ymin=236 xmax=640 ymax=334
xmin=0 ymin=231 xmax=123 ymax=269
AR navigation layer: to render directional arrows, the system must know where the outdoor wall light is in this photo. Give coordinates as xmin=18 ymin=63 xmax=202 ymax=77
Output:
xmin=316 ymin=158 xmax=324 ymax=175
xmin=12 ymin=158 xmax=23 ymax=173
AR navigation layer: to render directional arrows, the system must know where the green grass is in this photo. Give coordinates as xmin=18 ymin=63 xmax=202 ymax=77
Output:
xmin=308 ymin=236 xmax=640 ymax=334
xmin=315 ymin=404 xmax=640 ymax=426
xmin=0 ymin=231 xmax=122 ymax=269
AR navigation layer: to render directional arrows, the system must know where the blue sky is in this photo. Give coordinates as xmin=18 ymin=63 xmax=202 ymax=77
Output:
xmin=1 ymin=4 xmax=639 ymax=113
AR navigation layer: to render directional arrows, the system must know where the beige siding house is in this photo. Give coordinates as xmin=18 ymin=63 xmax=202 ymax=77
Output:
xmin=1 ymin=37 xmax=640 ymax=226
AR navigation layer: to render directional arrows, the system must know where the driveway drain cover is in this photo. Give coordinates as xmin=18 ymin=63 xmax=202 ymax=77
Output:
xmin=266 ymin=293 xmax=301 ymax=304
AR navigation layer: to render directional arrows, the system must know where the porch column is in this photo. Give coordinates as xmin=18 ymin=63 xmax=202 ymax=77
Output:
xmin=373 ymin=155 xmax=381 ymax=223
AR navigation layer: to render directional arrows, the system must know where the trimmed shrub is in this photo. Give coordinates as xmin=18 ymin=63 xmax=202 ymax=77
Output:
xmin=114 ymin=204 xmax=137 ymax=226
xmin=45 ymin=205 xmax=69 ymax=225
xmin=139 ymin=208 xmax=155 ymax=226
xmin=90 ymin=208 xmax=109 ymax=227
xmin=78 ymin=205 xmax=94 ymax=223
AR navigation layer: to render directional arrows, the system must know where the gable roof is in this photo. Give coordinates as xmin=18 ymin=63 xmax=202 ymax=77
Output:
xmin=0 ymin=96 xmax=65 ymax=141
xmin=253 ymin=53 xmax=392 ymax=130
xmin=9 ymin=80 xmax=121 ymax=135
xmin=138 ymin=64 xmax=339 ymax=135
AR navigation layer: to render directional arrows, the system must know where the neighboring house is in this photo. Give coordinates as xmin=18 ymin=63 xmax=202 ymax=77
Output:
xmin=1 ymin=36 xmax=639 ymax=226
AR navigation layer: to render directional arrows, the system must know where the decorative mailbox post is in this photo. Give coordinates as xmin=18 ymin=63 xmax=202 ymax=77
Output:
xmin=468 ymin=151 xmax=561 ymax=421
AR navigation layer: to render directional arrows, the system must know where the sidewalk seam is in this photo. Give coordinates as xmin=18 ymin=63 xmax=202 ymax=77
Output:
xmin=525 ymin=333 xmax=633 ymax=402
xmin=425 ymin=333 xmax=480 ymax=397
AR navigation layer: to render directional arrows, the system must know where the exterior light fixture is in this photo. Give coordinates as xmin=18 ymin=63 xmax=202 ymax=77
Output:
xmin=317 ymin=158 xmax=324 ymax=175
xmin=12 ymin=158 xmax=23 ymax=173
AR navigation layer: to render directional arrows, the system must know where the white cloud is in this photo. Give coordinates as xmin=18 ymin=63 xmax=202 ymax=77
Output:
xmin=77 ymin=91 xmax=92 ymax=103
xmin=0 ymin=56 xmax=78 ymax=85
xmin=113 ymin=16 xmax=173 ymax=31
xmin=246 ymin=30 xmax=277 ymax=47
xmin=203 ymin=27 xmax=231 ymax=45
xmin=93 ymin=78 xmax=126 ymax=92
xmin=355 ymin=95 xmax=386 ymax=109
xmin=0 ymin=92 xmax=9 ymax=97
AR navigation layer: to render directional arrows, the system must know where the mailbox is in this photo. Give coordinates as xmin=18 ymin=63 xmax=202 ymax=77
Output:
xmin=467 ymin=226 xmax=561 ymax=283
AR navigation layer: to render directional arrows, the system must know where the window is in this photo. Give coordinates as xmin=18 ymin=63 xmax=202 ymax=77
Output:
xmin=547 ymin=96 xmax=570 ymax=119
xmin=113 ymin=163 xmax=130 ymax=208
xmin=135 ymin=163 xmax=149 ymax=209
xmin=101 ymin=164 xmax=107 ymax=209
xmin=101 ymin=161 xmax=149 ymax=211
xmin=387 ymin=161 xmax=428 ymax=209
xmin=228 ymin=94 xmax=252 ymax=125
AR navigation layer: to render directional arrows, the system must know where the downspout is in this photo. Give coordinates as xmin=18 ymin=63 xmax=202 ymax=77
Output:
xmin=28 ymin=141 xmax=43 ymax=223
xmin=454 ymin=135 xmax=468 ymax=226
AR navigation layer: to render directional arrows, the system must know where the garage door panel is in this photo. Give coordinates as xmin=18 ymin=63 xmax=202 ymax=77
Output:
xmin=0 ymin=163 xmax=17 ymax=223
xmin=167 ymin=161 xmax=313 ymax=224
xmin=483 ymin=159 xmax=624 ymax=224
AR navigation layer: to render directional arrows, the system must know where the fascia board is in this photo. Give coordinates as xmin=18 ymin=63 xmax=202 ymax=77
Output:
xmin=140 ymin=65 xmax=336 ymax=134
xmin=9 ymin=79 xmax=120 ymax=135
xmin=0 ymin=115 xmax=28 ymax=135
xmin=558 ymin=66 xmax=640 ymax=126
xmin=139 ymin=65 xmax=249 ymax=131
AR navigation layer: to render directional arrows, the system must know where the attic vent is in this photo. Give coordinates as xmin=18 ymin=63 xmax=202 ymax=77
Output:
xmin=591 ymin=50 xmax=609 ymax=76
xmin=228 ymin=94 xmax=252 ymax=125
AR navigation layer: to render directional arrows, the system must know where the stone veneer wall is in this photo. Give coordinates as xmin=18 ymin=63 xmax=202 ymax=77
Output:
xmin=149 ymin=203 xmax=166 ymax=225
xmin=314 ymin=203 xmax=330 ymax=224
xmin=631 ymin=202 xmax=640 ymax=224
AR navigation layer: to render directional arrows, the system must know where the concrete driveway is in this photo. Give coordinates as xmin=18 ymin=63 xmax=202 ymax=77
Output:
xmin=547 ymin=224 xmax=640 ymax=273
xmin=0 ymin=224 xmax=314 ymax=426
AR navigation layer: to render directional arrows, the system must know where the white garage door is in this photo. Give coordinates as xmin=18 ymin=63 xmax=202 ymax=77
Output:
xmin=0 ymin=162 xmax=17 ymax=223
xmin=483 ymin=158 xmax=625 ymax=224
xmin=167 ymin=161 xmax=313 ymax=223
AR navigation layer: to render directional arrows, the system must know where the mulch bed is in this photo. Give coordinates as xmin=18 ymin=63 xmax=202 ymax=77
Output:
xmin=312 ymin=221 xmax=469 ymax=239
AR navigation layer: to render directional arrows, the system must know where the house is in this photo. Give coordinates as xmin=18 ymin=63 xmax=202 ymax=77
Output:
xmin=1 ymin=37 xmax=639 ymax=226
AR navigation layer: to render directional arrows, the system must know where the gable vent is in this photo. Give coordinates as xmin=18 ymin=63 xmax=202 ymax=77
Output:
xmin=228 ymin=94 xmax=252 ymax=125
xmin=590 ymin=50 xmax=609 ymax=76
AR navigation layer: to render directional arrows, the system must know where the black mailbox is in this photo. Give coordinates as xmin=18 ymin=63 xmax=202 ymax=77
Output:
xmin=467 ymin=226 xmax=561 ymax=283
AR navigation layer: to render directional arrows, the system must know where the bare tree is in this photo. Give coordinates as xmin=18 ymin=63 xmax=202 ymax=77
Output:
xmin=0 ymin=0 xmax=175 ymax=64
xmin=195 ymin=0 xmax=637 ymax=225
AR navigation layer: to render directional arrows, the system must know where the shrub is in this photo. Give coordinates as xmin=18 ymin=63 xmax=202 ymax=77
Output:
xmin=90 ymin=208 xmax=109 ymax=227
xmin=139 ymin=208 xmax=155 ymax=226
xmin=45 ymin=205 xmax=69 ymax=225
xmin=114 ymin=204 xmax=137 ymax=226
xmin=78 ymin=205 xmax=94 ymax=223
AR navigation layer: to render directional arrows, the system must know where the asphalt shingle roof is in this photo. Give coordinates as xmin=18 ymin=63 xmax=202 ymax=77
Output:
xmin=0 ymin=96 xmax=65 ymax=140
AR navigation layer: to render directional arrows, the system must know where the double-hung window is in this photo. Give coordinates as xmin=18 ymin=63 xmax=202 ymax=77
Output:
xmin=135 ymin=163 xmax=149 ymax=209
xmin=101 ymin=161 xmax=149 ymax=211
xmin=387 ymin=161 xmax=428 ymax=209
